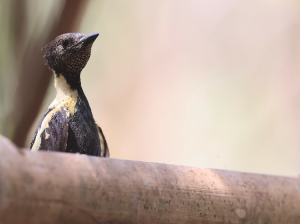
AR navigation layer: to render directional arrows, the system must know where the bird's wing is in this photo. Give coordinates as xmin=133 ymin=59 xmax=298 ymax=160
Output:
xmin=31 ymin=107 xmax=69 ymax=152
xmin=30 ymin=108 xmax=52 ymax=149
xmin=96 ymin=122 xmax=110 ymax=157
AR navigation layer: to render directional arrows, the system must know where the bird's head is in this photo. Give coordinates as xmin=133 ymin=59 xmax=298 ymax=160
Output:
xmin=43 ymin=32 xmax=99 ymax=74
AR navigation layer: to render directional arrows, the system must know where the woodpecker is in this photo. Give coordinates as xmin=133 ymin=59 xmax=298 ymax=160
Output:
xmin=30 ymin=33 xmax=109 ymax=157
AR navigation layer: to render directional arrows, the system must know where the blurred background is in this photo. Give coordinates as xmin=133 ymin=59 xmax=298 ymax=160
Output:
xmin=1 ymin=0 xmax=300 ymax=176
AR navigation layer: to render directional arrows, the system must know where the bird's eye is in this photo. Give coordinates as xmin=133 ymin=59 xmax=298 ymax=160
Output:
xmin=62 ymin=39 xmax=69 ymax=48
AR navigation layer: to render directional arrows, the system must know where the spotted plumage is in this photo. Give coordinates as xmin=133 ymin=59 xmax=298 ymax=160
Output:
xmin=30 ymin=33 xmax=109 ymax=157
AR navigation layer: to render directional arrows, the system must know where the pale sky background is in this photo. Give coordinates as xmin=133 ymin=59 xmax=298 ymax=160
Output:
xmin=19 ymin=0 xmax=300 ymax=176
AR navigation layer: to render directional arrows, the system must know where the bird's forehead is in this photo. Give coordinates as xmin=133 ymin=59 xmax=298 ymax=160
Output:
xmin=55 ymin=33 xmax=85 ymax=42
xmin=43 ymin=33 xmax=86 ymax=51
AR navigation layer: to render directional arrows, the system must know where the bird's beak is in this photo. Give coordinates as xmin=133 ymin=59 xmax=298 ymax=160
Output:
xmin=76 ymin=33 xmax=99 ymax=47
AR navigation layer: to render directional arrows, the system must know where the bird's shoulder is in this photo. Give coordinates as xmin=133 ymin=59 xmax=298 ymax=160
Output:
xmin=31 ymin=106 xmax=70 ymax=151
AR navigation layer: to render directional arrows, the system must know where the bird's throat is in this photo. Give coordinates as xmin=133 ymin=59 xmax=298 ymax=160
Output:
xmin=55 ymin=74 xmax=79 ymax=98
xmin=49 ymin=73 xmax=79 ymax=113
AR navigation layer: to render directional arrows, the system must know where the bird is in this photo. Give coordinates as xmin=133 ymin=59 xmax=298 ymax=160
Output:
xmin=30 ymin=32 xmax=109 ymax=157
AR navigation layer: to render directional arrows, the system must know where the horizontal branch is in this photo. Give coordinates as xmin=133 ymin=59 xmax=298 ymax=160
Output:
xmin=0 ymin=135 xmax=300 ymax=224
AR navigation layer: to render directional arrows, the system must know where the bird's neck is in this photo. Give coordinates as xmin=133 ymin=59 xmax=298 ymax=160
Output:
xmin=49 ymin=72 xmax=84 ymax=108
xmin=55 ymin=73 xmax=80 ymax=94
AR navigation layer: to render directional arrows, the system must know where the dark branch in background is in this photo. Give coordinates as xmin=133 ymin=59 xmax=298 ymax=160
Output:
xmin=11 ymin=0 xmax=89 ymax=147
